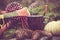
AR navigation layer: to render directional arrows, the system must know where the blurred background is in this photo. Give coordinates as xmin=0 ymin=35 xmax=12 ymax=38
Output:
xmin=0 ymin=0 xmax=60 ymax=18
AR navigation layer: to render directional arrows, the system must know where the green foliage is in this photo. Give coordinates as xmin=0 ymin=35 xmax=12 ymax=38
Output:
xmin=29 ymin=3 xmax=55 ymax=15
xmin=3 ymin=29 xmax=16 ymax=38
xmin=45 ymin=12 xmax=54 ymax=16
xmin=29 ymin=5 xmax=44 ymax=15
